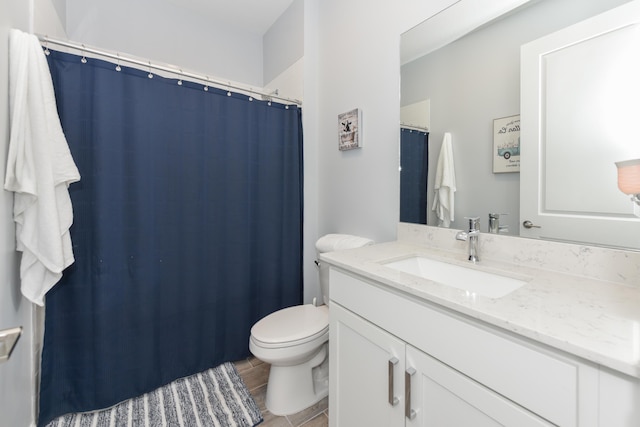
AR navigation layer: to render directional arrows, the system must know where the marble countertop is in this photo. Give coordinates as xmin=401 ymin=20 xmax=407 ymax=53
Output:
xmin=320 ymin=240 xmax=640 ymax=379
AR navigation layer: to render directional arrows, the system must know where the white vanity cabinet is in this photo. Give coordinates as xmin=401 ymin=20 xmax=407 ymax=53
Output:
xmin=330 ymin=301 xmax=405 ymax=426
xmin=330 ymin=303 xmax=552 ymax=426
xmin=405 ymin=344 xmax=552 ymax=426
xmin=328 ymin=267 xmax=640 ymax=427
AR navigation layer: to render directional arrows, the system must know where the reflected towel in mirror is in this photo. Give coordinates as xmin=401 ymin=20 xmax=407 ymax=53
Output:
xmin=431 ymin=132 xmax=456 ymax=227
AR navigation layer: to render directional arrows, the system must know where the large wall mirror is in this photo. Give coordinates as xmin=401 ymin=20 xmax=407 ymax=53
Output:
xmin=400 ymin=0 xmax=640 ymax=250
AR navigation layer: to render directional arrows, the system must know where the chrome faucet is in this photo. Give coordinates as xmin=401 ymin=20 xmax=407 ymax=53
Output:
xmin=488 ymin=213 xmax=509 ymax=234
xmin=455 ymin=217 xmax=480 ymax=263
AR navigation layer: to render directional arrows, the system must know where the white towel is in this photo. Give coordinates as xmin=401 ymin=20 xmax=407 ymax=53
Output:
xmin=431 ymin=132 xmax=456 ymax=227
xmin=4 ymin=29 xmax=80 ymax=306
xmin=315 ymin=234 xmax=374 ymax=253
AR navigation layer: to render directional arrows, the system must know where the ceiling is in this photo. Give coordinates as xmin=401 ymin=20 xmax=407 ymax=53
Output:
xmin=167 ymin=0 xmax=295 ymax=35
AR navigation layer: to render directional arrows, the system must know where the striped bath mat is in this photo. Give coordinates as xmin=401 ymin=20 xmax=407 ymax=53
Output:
xmin=46 ymin=362 xmax=263 ymax=427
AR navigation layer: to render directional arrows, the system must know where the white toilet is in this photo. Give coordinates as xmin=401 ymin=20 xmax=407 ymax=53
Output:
xmin=249 ymin=234 xmax=373 ymax=416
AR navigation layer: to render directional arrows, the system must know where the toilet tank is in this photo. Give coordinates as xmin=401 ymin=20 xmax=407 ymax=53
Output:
xmin=315 ymin=234 xmax=374 ymax=306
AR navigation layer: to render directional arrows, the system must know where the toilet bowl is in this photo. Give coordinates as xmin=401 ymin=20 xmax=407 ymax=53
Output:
xmin=250 ymin=304 xmax=329 ymax=415
xmin=249 ymin=234 xmax=373 ymax=416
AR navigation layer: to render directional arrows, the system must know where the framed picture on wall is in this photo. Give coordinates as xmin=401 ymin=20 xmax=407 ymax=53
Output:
xmin=493 ymin=114 xmax=520 ymax=173
xmin=338 ymin=108 xmax=362 ymax=151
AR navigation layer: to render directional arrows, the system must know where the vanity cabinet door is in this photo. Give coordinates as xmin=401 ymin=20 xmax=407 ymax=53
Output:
xmin=405 ymin=345 xmax=553 ymax=427
xmin=330 ymin=303 xmax=406 ymax=427
xmin=599 ymin=368 xmax=640 ymax=426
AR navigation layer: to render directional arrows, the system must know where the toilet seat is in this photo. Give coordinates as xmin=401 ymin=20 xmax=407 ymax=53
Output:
xmin=251 ymin=304 xmax=328 ymax=348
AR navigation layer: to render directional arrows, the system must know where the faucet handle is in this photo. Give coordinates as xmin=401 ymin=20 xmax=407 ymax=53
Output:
xmin=464 ymin=216 xmax=480 ymax=232
xmin=488 ymin=213 xmax=509 ymax=233
xmin=489 ymin=213 xmax=508 ymax=219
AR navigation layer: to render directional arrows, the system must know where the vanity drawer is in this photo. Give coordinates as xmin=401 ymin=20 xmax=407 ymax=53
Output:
xmin=330 ymin=268 xmax=595 ymax=427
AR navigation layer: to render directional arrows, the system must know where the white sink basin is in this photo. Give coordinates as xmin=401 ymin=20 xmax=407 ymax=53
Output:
xmin=382 ymin=256 xmax=526 ymax=298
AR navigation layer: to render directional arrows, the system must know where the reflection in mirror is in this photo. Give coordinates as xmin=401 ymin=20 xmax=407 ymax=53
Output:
xmin=400 ymin=0 xmax=640 ymax=250
xmin=520 ymin=6 xmax=640 ymax=249
xmin=400 ymin=101 xmax=430 ymax=224
xmin=400 ymin=127 xmax=429 ymax=224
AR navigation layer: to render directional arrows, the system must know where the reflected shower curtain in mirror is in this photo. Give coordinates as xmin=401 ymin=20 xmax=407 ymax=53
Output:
xmin=400 ymin=128 xmax=429 ymax=224
xmin=39 ymin=50 xmax=303 ymax=426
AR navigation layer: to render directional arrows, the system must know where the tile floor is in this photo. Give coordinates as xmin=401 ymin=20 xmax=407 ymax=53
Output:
xmin=234 ymin=357 xmax=329 ymax=427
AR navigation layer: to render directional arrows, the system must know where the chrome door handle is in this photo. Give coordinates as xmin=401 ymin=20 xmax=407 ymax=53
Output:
xmin=388 ymin=357 xmax=399 ymax=406
xmin=522 ymin=220 xmax=541 ymax=229
xmin=405 ymin=367 xmax=417 ymax=420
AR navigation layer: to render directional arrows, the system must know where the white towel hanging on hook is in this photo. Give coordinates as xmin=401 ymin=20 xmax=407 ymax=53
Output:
xmin=5 ymin=29 xmax=81 ymax=306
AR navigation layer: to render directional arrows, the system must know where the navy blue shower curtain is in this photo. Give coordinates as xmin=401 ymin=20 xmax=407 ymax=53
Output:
xmin=39 ymin=49 xmax=303 ymax=426
xmin=400 ymin=128 xmax=428 ymax=224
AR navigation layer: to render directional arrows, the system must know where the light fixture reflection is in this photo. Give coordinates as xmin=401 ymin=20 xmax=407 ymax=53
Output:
xmin=616 ymin=158 xmax=640 ymax=216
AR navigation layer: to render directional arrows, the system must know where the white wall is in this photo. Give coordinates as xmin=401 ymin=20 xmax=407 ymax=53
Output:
xmin=263 ymin=0 xmax=303 ymax=85
xmin=301 ymin=1 xmax=320 ymax=303
xmin=64 ymin=0 xmax=265 ymax=87
xmin=34 ymin=0 xmax=67 ymax=38
xmin=264 ymin=58 xmax=303 ymax=103
xmin=0 ymin=3 xmax=37 ymax=426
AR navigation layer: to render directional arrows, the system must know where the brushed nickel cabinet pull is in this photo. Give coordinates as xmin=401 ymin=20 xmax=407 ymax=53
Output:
xmin=405 ymin=367 xmax=417 ymax=420
xmin=388 ymin=357 xmax=399 ymax=406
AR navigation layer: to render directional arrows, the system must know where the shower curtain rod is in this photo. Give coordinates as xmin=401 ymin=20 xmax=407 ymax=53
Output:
xmin=37 ymin=34 xmax=302 ymax=106
xmin=401 ymin=123 xmax=429 ymax=132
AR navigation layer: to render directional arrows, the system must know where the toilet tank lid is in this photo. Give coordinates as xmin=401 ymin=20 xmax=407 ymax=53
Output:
xmin=315 ymin=234 xmax=374 ymax=253
xmin=251 ymin=304 xmax=329 ymax=344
